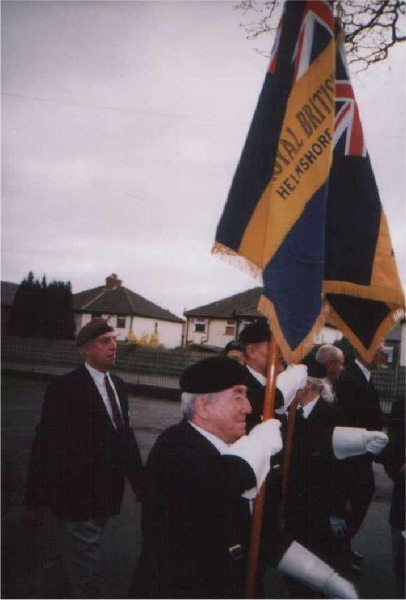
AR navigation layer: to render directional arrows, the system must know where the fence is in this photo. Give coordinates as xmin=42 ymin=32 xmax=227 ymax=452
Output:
xmin=1 ymin=336 xmax=209 ymax=392
xmin=2 ymin=336 xmax=405 ymax=409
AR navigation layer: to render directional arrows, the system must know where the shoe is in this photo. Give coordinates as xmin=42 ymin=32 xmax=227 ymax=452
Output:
xmin=350 ymin=550 xmax=364 ymax=563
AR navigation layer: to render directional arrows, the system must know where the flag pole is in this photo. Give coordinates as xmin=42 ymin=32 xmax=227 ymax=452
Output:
xmin=280 ymin=397 xmax=298 ymax=524
xmin=245 ymin=335 xmax=280 ymax=598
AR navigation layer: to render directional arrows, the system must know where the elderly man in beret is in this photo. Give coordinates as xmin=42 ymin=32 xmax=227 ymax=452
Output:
xmin=24 ymin=318 xmax=143 ymax=598
xmin=283 ymin=356 xmax=350 ymax=596
xmin=130 ymin=356 xmax=361 ymax=599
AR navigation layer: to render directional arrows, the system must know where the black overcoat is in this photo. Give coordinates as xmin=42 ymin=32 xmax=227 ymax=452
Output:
xmin=284 ymin=399 xmax=345 ymax=559
xmin=335 ymin=360 xmax=384 ymax=431
xmin=24 ymin=365 xmax=143 ymax=520
xmin=130 ymin=419 xmax=290 ymax=599
xmin=335 ymin=360 xmax=385 ymax=536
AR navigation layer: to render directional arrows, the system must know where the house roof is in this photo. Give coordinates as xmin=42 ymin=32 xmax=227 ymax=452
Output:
xmin=184 ymin=287 xmax=264 ymax=319
xmin=184 ymin=287 xmax=340 ymax=329
xmin=73 ymin=285 xmax=183 ymax=323
xmin=1 ymin=281 xmax=20 ymax=307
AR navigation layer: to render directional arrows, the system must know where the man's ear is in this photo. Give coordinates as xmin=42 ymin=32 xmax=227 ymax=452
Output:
xmin=245 ymin=343 xmax=255 ymax=360
xmin=194 ymin=395 xmax=209 ymax=419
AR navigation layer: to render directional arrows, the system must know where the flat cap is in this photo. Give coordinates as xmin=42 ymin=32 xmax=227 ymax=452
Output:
xmin=239 ymin=319 xmax=271 ymax=345
xmin=224 ymin=340 xmax=243 ymax=353
xmin=301 ymin=356 xmax=327 ymax=379
xmin=76 ymin=318 xmax=115 ymax=347
xmin=180 ymin=356 xmax=247 ymax=394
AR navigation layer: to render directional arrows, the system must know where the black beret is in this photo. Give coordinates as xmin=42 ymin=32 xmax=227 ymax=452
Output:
xmin=180 ymin=356 xmax=247 ymax=394
xmin=239 ymin=319 xmax=271 ymax=344
xmin=76 ymin=318 xmax=115 ymax=347
xmin=301 ymin=356 xmax=327 ymax=379
xmin=224 ymin=340 xmax=243 ymax=353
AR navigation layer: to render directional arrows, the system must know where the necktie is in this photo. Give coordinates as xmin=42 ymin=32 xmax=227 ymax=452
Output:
xmin=104 ymin=375 xmax=124 ymax=437
xmin=296 ymin=406 xmax=305 ymax=420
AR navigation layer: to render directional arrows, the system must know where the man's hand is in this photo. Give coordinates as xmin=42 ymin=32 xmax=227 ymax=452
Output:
xmin=362 ymin=431 xmax=389 ymax=455
xmin=249 ymin=418 xmax=283 ymax=456
xmin=23 ymin=506 xmax=45 ymax=527
xmin=329 ymin=515 xmax=347 ymax=537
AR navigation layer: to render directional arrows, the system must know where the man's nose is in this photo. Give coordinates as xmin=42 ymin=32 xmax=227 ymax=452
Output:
xmin=242 ymin=396 xmax=252 ymax=414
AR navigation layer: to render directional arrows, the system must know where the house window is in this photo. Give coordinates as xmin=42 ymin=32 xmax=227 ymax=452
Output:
xmin=116 ymin=316 xmax=126 ymax=329
xmin=194 ymin=318 xmax=206 ymax=333
xmin=225 ymin=320 xmax=236 ymax=336
xmin=383 ymin=344 xmax=394 ymax=365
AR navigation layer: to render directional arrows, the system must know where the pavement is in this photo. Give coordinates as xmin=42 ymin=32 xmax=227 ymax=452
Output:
xmin=1 ymin=373 xmax=402 ymax=599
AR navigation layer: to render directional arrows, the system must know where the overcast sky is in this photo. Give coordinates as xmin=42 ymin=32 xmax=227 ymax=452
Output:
xmin=2 ymin=1 xmax=405 ymax=318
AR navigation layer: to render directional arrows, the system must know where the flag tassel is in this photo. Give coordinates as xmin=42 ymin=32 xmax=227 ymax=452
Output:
xmin=258 ymin=295 xmax=325 ymax=365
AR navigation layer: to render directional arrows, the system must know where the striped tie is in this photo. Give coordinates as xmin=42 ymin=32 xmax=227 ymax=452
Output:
xmin=104 ymin=375 xmax=124 ymax=437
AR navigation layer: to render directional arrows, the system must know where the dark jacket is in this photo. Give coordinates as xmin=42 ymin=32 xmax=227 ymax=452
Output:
xmin=384 ymin=400 xmax=405 ymax=531
xmin=131 ymin=419 xmax=290 ymax=599
xmin=244 ymin=367 xmax=284 ymax=431
xmin=334 ymin=361 xmax=385 ymax=530
xmin=24 ymin=365 xmax=143 ymax=520
xmin=335 ymin=360 xmax=384 ymax=431
xmin=284 ymin=398 xmax=346 ymax=556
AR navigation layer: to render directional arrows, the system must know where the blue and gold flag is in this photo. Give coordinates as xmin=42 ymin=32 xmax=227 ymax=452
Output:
xmin=213 ymin=0 xmax=404 ymax=363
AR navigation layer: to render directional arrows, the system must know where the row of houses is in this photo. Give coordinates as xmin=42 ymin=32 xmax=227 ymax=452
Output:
xmin=2 ymin=274 xmax=405 ymax=365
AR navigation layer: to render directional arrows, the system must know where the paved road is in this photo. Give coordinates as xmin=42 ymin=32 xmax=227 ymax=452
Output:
xmin=1 ymin=374 xmax=400 ymax=598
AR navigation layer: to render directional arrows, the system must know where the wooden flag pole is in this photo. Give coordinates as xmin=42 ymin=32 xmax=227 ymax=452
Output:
xmin=280 ymin=397 xmax=298 ymax=525
xmin=245 ymin=335 xmax=280 ymax=598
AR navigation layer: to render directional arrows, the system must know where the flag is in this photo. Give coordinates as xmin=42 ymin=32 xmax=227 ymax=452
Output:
xmin=213 ymin=0 xmax=404 ymax=363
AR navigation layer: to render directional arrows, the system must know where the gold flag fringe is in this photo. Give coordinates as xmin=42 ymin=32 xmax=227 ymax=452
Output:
xmin=323 ymin=280 xmax=405 ymax=309
xmin=258 ymin=295 xmax=326 ymax=365
xmin=211 ymin=242 xmax=263 ymax=281
xmin=325 ymin=301 xmax=405 ymax=364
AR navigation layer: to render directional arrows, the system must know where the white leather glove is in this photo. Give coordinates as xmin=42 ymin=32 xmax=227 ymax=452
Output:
xmin=277 ymin=541 xmax=358 ymax=598
xmin=275 ymin=364 xmax=308 ymax=413
xmin=362 ymin=430 xmax=389 ymax=454
xmin=329 ymin=515 xmax=347 ymax=537
xmin=333 ymin=427 xmax=388 ymax=459
xmin=224 ymin=419 xmax=282 ymax=498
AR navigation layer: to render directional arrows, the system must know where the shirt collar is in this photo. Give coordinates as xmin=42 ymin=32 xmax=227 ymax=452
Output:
xmin=247 ymin=364 xmax=267 ymax=387
xmin=188 ymin=421 xmax=229 ymax=454
xmin=300 ymin=396 xmax=320 ymax=419
xmin=355 ymin=359 xmax=371 ymax=382
xmin=85 ymin=362 xmax=109 ymax=384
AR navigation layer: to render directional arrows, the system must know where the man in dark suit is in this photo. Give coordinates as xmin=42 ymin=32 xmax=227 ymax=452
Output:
xmin=334 ymin=342 xmax=387 ymax=570
xmin=239 ymin=319 xmax=291 ymax=431
xmin=130 ymin=356 xmax=358 ymax=599
xmin=284 ymin=359 xmax=345 ymax=559
xmin=24 ymin=318 xmax=143 ymax=598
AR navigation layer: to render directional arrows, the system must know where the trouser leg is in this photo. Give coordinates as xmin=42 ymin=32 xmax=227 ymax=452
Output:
xmin=60 ymin=515 xmax=109 ymax=599
xmin=34 ymin=510 xmax=69 ymax=598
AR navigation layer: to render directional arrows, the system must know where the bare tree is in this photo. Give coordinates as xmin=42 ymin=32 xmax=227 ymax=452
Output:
xmin=235 ymin=0 xmax=405 ymax=71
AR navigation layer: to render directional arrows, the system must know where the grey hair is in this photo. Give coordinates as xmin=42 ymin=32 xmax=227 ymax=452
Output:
xmin=181 ymin=391 xmax=219 ymax=419
xmin=307 ymin=376 xmax=334 ymax=403
xmin=316 ymin=344 xmax=342 ymax=365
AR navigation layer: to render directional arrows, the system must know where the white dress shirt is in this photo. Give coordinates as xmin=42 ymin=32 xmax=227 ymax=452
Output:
xmin=189 ymin=421 xmax=229 ymax=454
xmin=247 ymin=365 xmax=267 ymax=386
xmin=85 ymin=363 xmax=123 ymax=429
xmin=299 ymin=396 xmax=320 ymax=419
xmin=355 ymin=359 xmax=371 ymax=382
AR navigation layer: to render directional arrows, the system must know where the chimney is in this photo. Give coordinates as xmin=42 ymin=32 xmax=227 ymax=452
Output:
xmin=105 ymin=273 xmax=122 ymax=289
